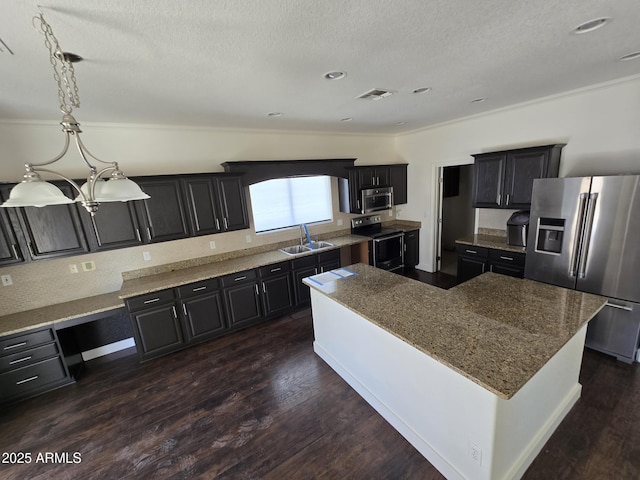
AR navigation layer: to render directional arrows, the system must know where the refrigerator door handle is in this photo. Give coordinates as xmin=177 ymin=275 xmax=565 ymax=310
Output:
xmin=569 ymin=193 xmax=589 ymax=277
xmin=577 ymin=193 xmax=598 ymax=279
xmin=605 ymin=301 xmax=633 ymax=312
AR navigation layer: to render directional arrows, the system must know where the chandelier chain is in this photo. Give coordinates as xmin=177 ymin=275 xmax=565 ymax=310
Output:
xmin=35 ymin=14 xmax=80 ymax=115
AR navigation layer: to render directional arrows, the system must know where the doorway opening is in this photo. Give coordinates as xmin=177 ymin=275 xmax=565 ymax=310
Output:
xmin=436 ymin=164 xmax=475 ymax=276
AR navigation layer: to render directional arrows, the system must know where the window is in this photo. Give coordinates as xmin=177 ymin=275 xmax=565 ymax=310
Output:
xmin=249 ymin=176 xmax=332 ymax=233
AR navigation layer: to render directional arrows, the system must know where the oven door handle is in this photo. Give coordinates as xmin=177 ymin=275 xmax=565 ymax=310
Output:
xmin=373 ymin=232 xmax=404 ymax=242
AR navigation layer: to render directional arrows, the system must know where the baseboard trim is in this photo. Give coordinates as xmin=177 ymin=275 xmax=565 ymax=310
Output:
xmin=82 ymin=338 xmax=136 ymax=361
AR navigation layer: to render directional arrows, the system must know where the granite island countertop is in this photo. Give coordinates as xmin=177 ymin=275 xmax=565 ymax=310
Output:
xmin=456 ymin=233 xmax=526 ymax=254
xmin=305 ymin=263 xmax=606 ymax=399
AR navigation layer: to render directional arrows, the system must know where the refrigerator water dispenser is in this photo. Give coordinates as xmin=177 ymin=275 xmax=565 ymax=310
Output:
xmin=535 ymin=218 xmax=565 ymax=254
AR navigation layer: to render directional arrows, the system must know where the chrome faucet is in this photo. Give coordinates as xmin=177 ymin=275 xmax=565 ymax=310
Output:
xmin=299 ymin=224 xmax=305 ymax=246
xmin=300 ymin=223 xmax=312 ymax=246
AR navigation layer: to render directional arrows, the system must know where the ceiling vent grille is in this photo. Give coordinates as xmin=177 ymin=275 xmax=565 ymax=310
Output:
xmin=357 ymin=88 xmax=395 ymax=101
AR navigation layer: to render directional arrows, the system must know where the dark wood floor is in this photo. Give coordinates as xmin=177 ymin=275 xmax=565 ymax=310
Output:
xmin=1 ymin=307 xmax=638 ymax=479
xmin=402 ymin=268 xmax=459 ymax=290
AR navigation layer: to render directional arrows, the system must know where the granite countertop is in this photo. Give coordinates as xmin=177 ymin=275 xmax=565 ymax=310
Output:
xmin=305 ymin=263 xmax=606 ymax=399
xmin=456 ymin=234 xmax=526 ymax=254
xmin=0 ymin=292 xmax=125 ymax=337
xmin=119 ymin=234 xmax=370 ymax=299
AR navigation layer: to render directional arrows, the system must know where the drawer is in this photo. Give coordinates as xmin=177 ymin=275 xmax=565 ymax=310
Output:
xmin=489 ymin=249 xmax=526 ymax=266
xmin=0 ymin=328 xmax=55 ymax=356
xmin=455 ymin=244 xmax=489 ymax=258
xmin=258 ymin=261 xmax=291 ymax=278
xmin=318 ymin=249 xmax=340 ymax=264
xmin=0 ymin=356 xmax=69 ymax=402
xmin=404 ymin=230 xmax=419 ymax=239
xmin=126 ymin=289 xmax=176 ymax=312
xmin=221 ymin=269 xmax=257 ymax=287
xmin=292 ymin=254 xmax=317 ymax=269
xmin=177 ymin=278 xmax=220 ymax=299
xmin=0 ymin=342 xmax=59 ymax=372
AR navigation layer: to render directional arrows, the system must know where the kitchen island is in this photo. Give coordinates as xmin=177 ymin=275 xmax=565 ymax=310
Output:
xmin=303 ymin=264 xmax=606 ymax=480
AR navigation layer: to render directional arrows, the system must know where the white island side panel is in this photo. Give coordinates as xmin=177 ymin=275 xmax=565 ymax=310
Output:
xmin=309 ymin=289 xmax=585 ymax=480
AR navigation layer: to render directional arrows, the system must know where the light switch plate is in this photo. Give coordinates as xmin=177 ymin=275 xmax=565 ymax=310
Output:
xmin=82 ymin=261 xmax=96 ymax=272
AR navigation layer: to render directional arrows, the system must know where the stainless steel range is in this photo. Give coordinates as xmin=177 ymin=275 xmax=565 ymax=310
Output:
xmin=351 ymin=215 xmax=404 ymax=273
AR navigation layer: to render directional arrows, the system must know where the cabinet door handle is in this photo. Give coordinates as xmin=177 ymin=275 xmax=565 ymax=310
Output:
xmin=183 ymin=304 xmax=188 ymax=316
xmin=4 ymin=342 xmax=27 ymax=351
xmin=262 ymin=283 xmax=266 ymax=294
xmin=465 ymin=249 xmax=477 ymax=254
xmin=234 ymin=275 xmax=247 ymax=282
xmin=143 ymin=298 xmax=160 ymax=304
xmin=146 ymin=227 xmax=152 ymax=240
xmin=192 ymin=286 xmax=207 ymax=292
xmin=314 ymin=268 xmax=318 ymax=274
xmin=505 ymin=194 xmax=510 ymax=206
xmin=11 ymin=244 xmax=19 ymax=259
xmin=172 ymin=306 xmax=178 ymax=319
xmin=254 ymin=284 xmax=259 ymax=296
xmin=605 ymin=302 xmax=633 ymax=312
xmin=223 ymin=218 xmax=229 ymax=230
xmin=215 ymin=218 xmax=220 ymax=230
xmin=404 ymin=244 xmax=407 ymax=252
xmin=135 ymin=229 xmax=141 ymax=242
xmin=16 ymin=375 xmax=38 ymax=385
xmin=9 ymin=356 xmax=32 ymax=365
xmin=497 ymin=194 xmax=501 ymax=206
xmin=499 ymin=256 xmax=514 ymax=261
xmin=27 ymin=242 xmax=35 ymax=257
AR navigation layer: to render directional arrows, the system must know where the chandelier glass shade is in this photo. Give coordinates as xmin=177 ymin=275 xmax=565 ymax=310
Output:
xmin=0 ymin=14 xmax=149 ymax=215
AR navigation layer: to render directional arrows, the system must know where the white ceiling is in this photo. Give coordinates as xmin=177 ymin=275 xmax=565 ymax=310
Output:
xmin=2 ymin=0 xmax=640 ymax=134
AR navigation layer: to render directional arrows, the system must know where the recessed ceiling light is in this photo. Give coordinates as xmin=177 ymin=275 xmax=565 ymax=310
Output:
xmin=267 ymin=112 xmax=282 ymax=117
xmin=340 ymin=117 xmax=353 ymax=122
xmin=395 ymin=122 xmax=406 ymax=126
xmin=470 ymin=97 xmax=486 ymax=103
xmin=572 ymin=17 xmax=611 ymax=34
xmin=618 ymin=51 xmax=640 ymax=61
xmin=412 ymin=87 xmax=431 ymax=94
xmin=324 ymin=71 xmax=346 ymax=80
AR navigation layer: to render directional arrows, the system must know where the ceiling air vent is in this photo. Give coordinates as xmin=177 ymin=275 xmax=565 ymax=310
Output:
xmin=357 ymin=88 xmax=396 ymax=101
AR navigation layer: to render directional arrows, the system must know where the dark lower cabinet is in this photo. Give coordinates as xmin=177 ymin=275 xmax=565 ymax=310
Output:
xmin=292 ymin=250 xmax=341 ymax=306
xmin=259 ymin=262 xmax=294 ymax=317
xmin=318 ymin=249 xmax=341 ymax=273
xmin=403 ymin=229 xmax=419 ymax=270
xmin=178 ymin=278 xmax=227 ymax=343
xmin=129 ymin=301 xmax=184 ymax=361
xmin=221 ymin=271 xmax=262 ymax=330
xmin=456 ymin=244 xmax=525 ymax=283
xmin=0 ymin=327 xmax=72 ymax=404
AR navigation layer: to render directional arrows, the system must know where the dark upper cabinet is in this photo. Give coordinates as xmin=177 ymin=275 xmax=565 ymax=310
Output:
xmin=0 ymin=208 xmax=23 ymax=266
xmin=3 ymin=183 xmax=89 ymax=261
xmin=135 ymin=178 xmax=190 ymax=243
xmin=181 ymin=177 xmax=223 ymax=236
xmin=80 ymin=201 xmax=144 ymax=251
xmin=181 ymin=175 xmax=249 ymax=236
xmin=389 ymin=164 xmax=408 ymax=205
xmin=472 ymin=145 xmax=563 ymax=209
xmin=339 ymin=164 xmax=407 ymax=213
xmin=215 ymin=176 xmax=249 ymax=232
xmin=403 ymin=229 xmax=419 ymax=270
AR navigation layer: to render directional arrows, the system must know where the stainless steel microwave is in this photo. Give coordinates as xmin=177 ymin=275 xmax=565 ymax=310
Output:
xmin=361 ymin=187 xmax=393 ymax=213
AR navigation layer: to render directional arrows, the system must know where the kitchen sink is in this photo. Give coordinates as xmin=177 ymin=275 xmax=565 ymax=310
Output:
xmin=279 ymin=241 xmax=335 ymax=256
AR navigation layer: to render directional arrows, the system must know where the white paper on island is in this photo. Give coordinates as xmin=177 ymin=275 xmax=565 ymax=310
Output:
xmin=303 ymin=268 xmax=357 ymax=293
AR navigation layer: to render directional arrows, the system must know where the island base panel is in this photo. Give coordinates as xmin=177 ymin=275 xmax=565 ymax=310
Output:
xmin=309 ymin=289 xmax=586 ymax=480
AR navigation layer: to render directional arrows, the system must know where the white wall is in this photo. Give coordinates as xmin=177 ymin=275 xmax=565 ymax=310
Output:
xmin=395 ymin=75 xmax=640 ymax=271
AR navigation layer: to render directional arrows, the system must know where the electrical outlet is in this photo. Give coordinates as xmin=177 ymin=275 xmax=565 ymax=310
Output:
xmin=1 ymin=274 xmax=13 ymax=286
xmin=69 ymin=264 xmax=79 ymax=274
xmin=337 ymin=219 xmax=343 ymax=226
xmin=82 ymin=261 xmax=96 ymax=272
xmin=470 ymin=442 xmax=482 ymax=465
xmin=143 ymin=251 xmax=151 ymax=261
xmin=246 ymin=235 xmax=252 ymax=243
xmin=209 ymin=241 xmax=216 ymax=250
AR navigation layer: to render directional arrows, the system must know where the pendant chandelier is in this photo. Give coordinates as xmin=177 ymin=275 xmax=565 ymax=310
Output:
xmin=1 ymin=13 xmax=149 ymax=215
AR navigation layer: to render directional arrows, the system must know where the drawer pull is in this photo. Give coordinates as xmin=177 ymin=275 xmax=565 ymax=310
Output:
xmin=10 ymin=356 xmax=32 ymax=365
xmin=270 ymin=267 xmax=282 ymax=273
xmin=499 ymin=256 xmax=514 ymax=261
xmin=143 ymin=298 xmax=160 ymax=304
xmin=192 ymin=286 xmax=207 ymax=292
xmin=465 ymin=250 xmax=477 ymax=254
xmin=4 ymin=342 xmax=27 ymax=351
xmin=234 ymin=276 xmax=247 ymax=282
xmin=16 ymin=375 xmax=38 ymax=385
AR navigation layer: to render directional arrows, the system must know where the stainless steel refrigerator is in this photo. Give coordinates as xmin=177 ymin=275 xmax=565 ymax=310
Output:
xmin=525 ymin=175 xmax=640 ymax=363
